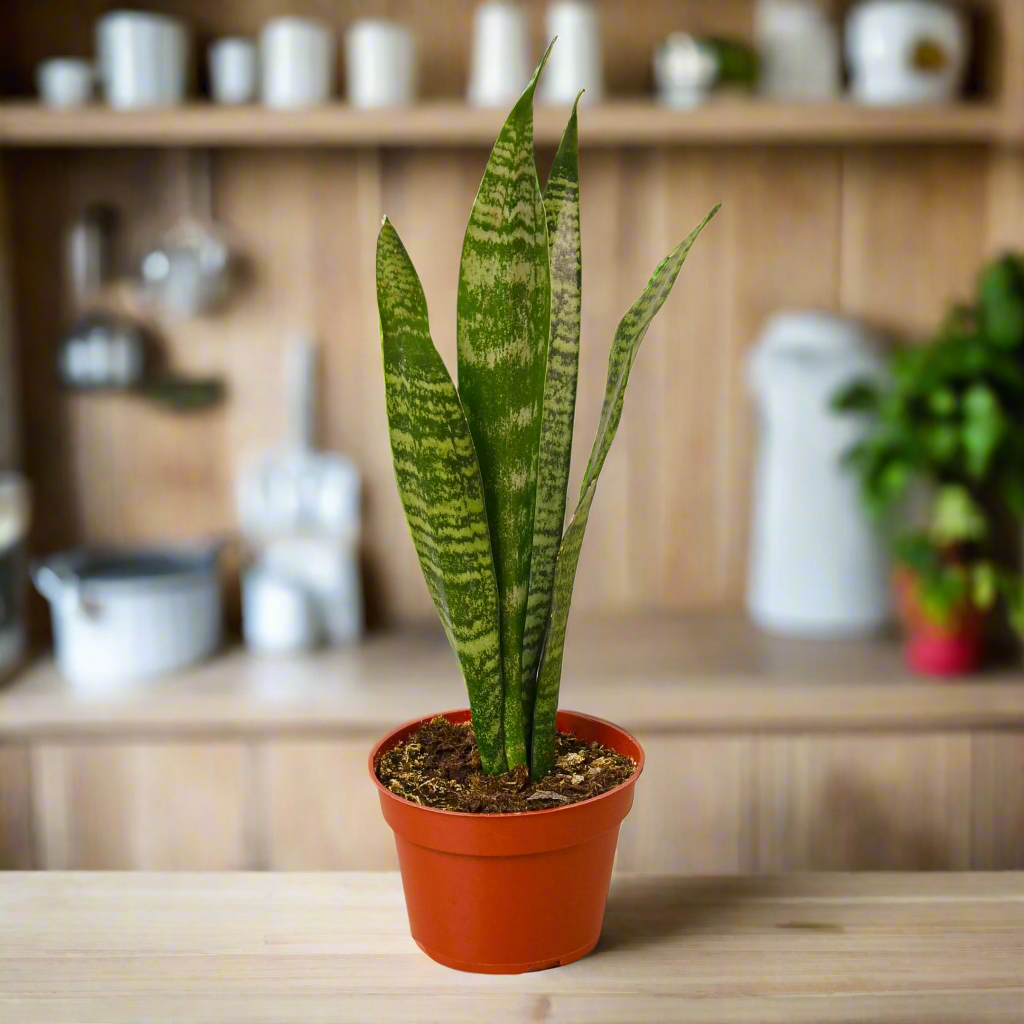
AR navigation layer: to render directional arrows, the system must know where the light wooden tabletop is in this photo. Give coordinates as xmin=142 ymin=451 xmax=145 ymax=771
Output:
xmin=0 ymin=872 xmax=1021 ymax=1023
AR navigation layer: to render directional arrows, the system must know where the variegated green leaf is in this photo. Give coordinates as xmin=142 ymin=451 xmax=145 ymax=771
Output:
xmin=377 ymin=218 xmax=506 ymax=776
xmin=530 ymin=480 xmax=596 ymax=779
xmin=456 ymin=44 xmax=554 ymax=769
xmin=522 ymin=95 xmax=583 ymax=729
xmin=582 ymin=204 xmax=721 ymax=495
xmin=531 ymin=204 xmax=721 ymax=779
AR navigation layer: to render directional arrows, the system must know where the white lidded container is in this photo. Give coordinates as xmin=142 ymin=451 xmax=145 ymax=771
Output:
xmin=846 ymin=0 xmax=969 ymax=105
xmin=746 ymin=311 xmax=890 ymax=636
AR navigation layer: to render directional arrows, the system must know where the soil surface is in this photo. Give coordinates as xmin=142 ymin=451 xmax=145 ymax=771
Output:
xmin=375 ymin=716 xmax=637 ymax=814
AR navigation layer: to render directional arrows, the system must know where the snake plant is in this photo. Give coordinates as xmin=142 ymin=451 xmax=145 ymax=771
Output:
xmin=378 ymin=44 xmax=719 ymax=780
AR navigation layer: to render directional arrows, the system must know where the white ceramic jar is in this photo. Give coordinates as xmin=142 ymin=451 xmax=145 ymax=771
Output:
xmin=539 ymin=1 xmax=604 ymax=105
xmin=846 ymin=0 xmax=969 ymax=105
xmin=755 ymin=0 xmax=841 ymax=101
xmin=260 ymin=17 xmax=335 ymax=109
xmin=468 ymin=2 xmax=531 ymax=107
xmin=96 ymin=10 xmax=189 ymax=109
xmin=208 ymin=37 xmax=258 ymax=105
xmin=344 ymin=20 xmax=417 ymax=109
xmin=747 ymin=311 xmax=891 ymax=637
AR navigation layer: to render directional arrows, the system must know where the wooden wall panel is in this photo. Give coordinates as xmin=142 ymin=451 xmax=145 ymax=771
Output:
xmin=261 ymin=739 xmax=398 ymax=870
xmin=615 ymin=736 xmax=754 ymax=874
xmin=31 ymin=741 xmax=249 ymax=869
xmin=754 ymin=733 xmax=973 ymax=872
xmin=8 ymin=142 xmax=999 ymax=623
xmin=0 ymin=745 xmax=33 ymax=868
xmin=839 ymin=147 xmax=991 ymax=338
xmin=971 ymin=732 xmax=1024 ymax=869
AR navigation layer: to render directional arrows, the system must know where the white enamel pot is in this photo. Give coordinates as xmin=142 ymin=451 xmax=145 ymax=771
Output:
xmin=34 ymin=544 xmax=223 ymax=691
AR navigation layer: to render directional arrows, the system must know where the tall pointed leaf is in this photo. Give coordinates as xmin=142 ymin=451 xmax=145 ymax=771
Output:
xmin=522 ymin=95 xmax=583 ymax=728
xmin=530 ymin=481 xmax=596 ymax=779
xmin=582 ymin=204 xmax=721 ymax=495
xmin=378 ymin=218 xmax=506 ymax=775
xmin=456 ymin=45 xmax=553 ymax=768
xmin=531 ymin=205 xmax=722 ymax=779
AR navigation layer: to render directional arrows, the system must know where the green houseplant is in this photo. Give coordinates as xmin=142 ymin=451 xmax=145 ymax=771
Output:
xmin=834 ymin=254 xmax=1024 ymax=675
xmin=368 ymin=43 xmax=718 ymax=973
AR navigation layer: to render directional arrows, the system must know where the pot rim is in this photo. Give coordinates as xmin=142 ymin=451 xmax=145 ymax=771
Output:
xmin=368 ymin=707 xmax=645 ymax=821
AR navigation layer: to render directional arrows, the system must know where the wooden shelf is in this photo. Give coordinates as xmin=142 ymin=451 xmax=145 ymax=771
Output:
xmin=0 ymin=99 xmax=1012 ymax=148
xmin=2 ymin=613 xmax=1022 ymax=738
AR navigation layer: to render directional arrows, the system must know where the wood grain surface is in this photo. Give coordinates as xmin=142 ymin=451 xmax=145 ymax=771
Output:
xmin=0 ymin=872 xmax=1020 ymax=1023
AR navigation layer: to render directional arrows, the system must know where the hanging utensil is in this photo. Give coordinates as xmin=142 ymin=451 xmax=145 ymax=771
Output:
xmin=139 ymin=150 xmax=237 ymax=318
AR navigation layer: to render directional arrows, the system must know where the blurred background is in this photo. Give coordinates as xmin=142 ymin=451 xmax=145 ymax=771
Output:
xmin=0 ymin=0 xmax=1022 ymax=875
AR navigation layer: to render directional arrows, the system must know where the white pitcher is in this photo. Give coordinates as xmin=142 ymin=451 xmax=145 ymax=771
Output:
xmin=747 ymin=311 xmax=891 ymax=636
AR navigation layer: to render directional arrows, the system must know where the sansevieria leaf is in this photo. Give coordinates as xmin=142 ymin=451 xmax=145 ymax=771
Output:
xmin=582 ymin=204 xmax=721 ymax=495
xmin=530 ymin=480 xmax=596 ymax=779
xmin=377 ymin=218 xmax=506 ymax=775
xmin=522 ymin=95 xmax=583 ymax=728
xmin=457 ymin=45 xmax=554 ymax=768
xmin=531 ymin=205 xmax=722 ymax=778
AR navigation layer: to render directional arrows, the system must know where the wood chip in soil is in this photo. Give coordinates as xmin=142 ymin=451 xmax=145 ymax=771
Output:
xmin=374 ymin=716 xmax=637 ymax=813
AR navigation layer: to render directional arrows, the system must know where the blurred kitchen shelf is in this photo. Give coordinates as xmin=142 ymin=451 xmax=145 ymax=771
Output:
xmin=0 ymin=100 xmax=1013 ymax=148
xmin=1 ymin=613 xmax=1022 ymax=738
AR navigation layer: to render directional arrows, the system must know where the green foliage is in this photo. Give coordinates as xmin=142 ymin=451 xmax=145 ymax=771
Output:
xmin=378 ymin=44 xmax=718 ymax=778
xmin=377 ymin=221 xmax=506 ymax=774
xmin=522 ymin=94 xmax=583 ymax=740
xmin=833 ymin=252 xmax=1024 ymax=633
xmin=456 ymin=44 xmax=553 ymax=768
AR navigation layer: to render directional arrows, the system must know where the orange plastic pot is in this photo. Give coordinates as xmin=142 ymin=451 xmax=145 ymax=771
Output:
xmin=369 ymin=708 xmax=644 ymax=974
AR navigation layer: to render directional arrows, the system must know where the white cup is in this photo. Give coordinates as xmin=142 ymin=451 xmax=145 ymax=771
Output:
xmin=468 ymin=3 xmax=531 ymax=107
xmin=36 ymin=58 xmax=95 ymax=109
xmin=344 ymin=20 xmax=416 ymax=109
xmin=260 ymin=17 xmax=335 ymax=109
xmin=96 ymin=11 xmax=189 ymax=109
xmin=242 ymin=568 xmax=321 ymax=656
xmin=208 ymin=37 xmax=257 ymax=105
xmin=540 ymin=1 xmax=604 ymax=105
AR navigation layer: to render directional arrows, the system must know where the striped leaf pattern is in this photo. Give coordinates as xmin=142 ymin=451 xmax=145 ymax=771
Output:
xmin=456 ymin=45 xmax=553 ymax=769
xmin=582 ymin=204 xmax=722 ymax=496
xmin=522 ymin=96 xmax=583 ymax=728
xmin=530 ymin=204 xmax=722 ymax=779
xmin=377 ymin=218 xmax=507 ymax=776
xmin=530 ymin=480 xmax=597 ymax=779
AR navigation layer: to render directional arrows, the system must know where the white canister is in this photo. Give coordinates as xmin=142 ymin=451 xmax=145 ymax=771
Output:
xmin=96 ymin=11 xmax=189 ymax=109
xmin=846 ymin=0 xmax=969 ymax=105
xmin=344 ymin=20 xmax=416 ymax=109
xmin=755 ymin=0 xmax=841 ymax=101
xmin=209 ymin=37 xmax=257 ymax=105
xmin=36 ymin=58 xmax=95 ymax=109
xmin=539 ymin=2 xmax=604 ymax=105
xmin=243 ymin=567 xmax=321 ymax=655
xmin=747 ymin=312 xmax=891 ymax=637
xmin=468 ymin=2 xmax=531 ymax=107
xmin=260 ymin=17 xmax=335 ymax=109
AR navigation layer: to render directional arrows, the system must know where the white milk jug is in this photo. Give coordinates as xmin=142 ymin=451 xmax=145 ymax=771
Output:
xmin=747 ymin=311 xmax=891 ymax=636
